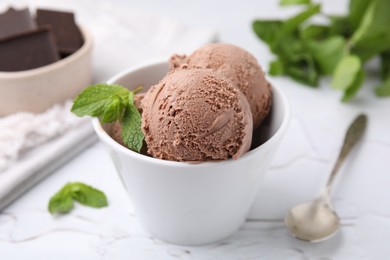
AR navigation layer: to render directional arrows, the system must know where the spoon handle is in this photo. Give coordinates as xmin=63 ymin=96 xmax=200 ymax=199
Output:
xmin=326 ymin=114 xmax=368 ymax=191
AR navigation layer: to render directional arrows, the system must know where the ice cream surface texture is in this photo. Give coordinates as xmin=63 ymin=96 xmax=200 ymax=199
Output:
xmin=170 ymin=43 xmax=271 ymax=128
xmin=141 ymin=68 xmax=253 ymax=162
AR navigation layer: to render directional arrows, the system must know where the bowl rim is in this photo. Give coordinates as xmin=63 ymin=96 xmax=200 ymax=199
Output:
xmin=0 ymin=26 xmax=92 ymax=78
xmin=92 ymin=60 xmax=291 ymax=168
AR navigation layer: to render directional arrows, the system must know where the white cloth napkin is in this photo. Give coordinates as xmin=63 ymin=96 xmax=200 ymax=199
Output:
xmin=0 ymin=0 xmax=216 ymax=210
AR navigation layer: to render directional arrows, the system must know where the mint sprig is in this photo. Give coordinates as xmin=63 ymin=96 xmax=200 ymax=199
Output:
xmin=280 ymin=0 xmax=311 ymax=6
xmin=71 ymin=84 xmax=144 ymax=152
xmin=48 ymin=182 xmax=108 ymax=215
xmin=252 ymin=0 xmax=390 ymax=101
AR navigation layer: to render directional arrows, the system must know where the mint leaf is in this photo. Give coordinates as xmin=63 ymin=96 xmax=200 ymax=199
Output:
xmin=282 ymin=4 xmax=321 ymax=34
xmin=100 ymin=95 xmax=124 ymax=123
xmin=285 ymin=54 xmax=319 ymax=87
xmin=375 ymin=77 xmax=390 ymax=97
xmin=330 ymin=55 xmax=364 ymax=102
xmin=48 ymin=182 xmax=108 ymax=215
xmin=280 ymin=0 xmax=311 ymax=6
xmin=328 ymin=16 xmax=353 ymax=38
xmin=276 ymin=35 xmax=307 ymax=61
xmin=48 ymin=184 xmax=73 ymax=214
xmin=300 ymin=24 xmax=329 ymax=40
xmin=121 ymin=95 xmax=144 ymax=152
xmin=331 ymin=55 xmax=362 ymax=90
xmin=308 ymin=36 xmax=346 ymax=75
xmin=342 ymin=69 xmax=365 ymax=102
xmin=70 ymin=182 xmax=108 ymax=208
xmin=351 ymin=0 xmax=390 ymax=61
xmin=252 ymin=20 xmax=282 ymax=47
xmin=350 ymin=1 xmax=376 ymax=45
xmin=71 ymin=84 xmax=129 ymax=119
xmin=269 ymin=60 xmax=284 ymax=75
xmin=71 ymin=83 xmax=145 ymax=151
xmin=349 ymin=0 xmax=372 ymax=30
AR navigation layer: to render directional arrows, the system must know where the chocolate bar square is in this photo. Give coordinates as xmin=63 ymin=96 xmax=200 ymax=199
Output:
xmin=36 ymin=9 xmax=83 ymax=55
xmin=0 ymin=28 xmax=60 ymax=71
xmin=0 ymin=7 xmax=37 ymax=39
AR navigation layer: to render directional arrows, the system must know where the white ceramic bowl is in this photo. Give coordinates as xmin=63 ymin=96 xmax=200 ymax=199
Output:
xmin=0 ymin=27 xmax=93 ymax=116
xmin=93 ymin=61 xmax=290 ymax=245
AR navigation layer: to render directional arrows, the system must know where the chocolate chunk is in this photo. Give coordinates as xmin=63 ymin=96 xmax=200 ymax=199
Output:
xmin=0 ymin=27 xmax=60 ymax=72
xmin=36 ymin=9 xmax=83 ymax=55
xmin=0 ymin=7 xmax=37 ymax=39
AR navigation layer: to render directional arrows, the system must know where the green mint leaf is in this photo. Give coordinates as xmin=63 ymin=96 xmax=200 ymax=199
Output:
xmin=351 ymin=0 xmax=390 ymax=61
xmin=279 ymin=36 xmax=306 ymax=61
xmin=300 ymin=24 xmax=329 ymax=41
xmin=349 ymin=0 xmax=372 ymax=31
xmin=375 ymin=77 xmax=390 ymax=97
xmin=328 ymin=16 xmax=353 ymax=38
xmin=283 ymin=51 xmax=319 ymax=87
xmin=48 ymin=184 xmax=73 ymax=214
xmin=100 ymin=95 xmax=125 ymax=123
xmin=308 ymin=36 xmax=346 ymax=75
xmin=128 ymin=90 xmax=135 ymax=104
xmin=121 ymin=98 xmax=144 ymax=152
xmin=331 ymin=55 xmax=362 ymax=90
xmin=285 ymin=61 xmax=319 ymax=87
xmin=282 ymin=4 xmax=321 ymax=34
xmin=342 ymin=69 xmax=365 ymax=102
xmin=71 ymin=83 xmax=129 ymax=119
xmin=48 ymin=182 xmax=108 ymax=215
xmin=350 ymin=1 xmax=376 ymax=45
xmin=352 ymin=43 xmax=389 ymax=63
xmin=273 ymin=34 xmax=320 ymax=86
xmin=269 ymin=60 xmax=284 ymax=75
xmin=252 ymin=20 xmax=283 ymax=47
xmin=280 ymin=0 xmax=311 ymax=6
xmin=70 ymin=182 xmax=108 ymax=208
xmin=71 ymin=83 xmax=146 ymax=151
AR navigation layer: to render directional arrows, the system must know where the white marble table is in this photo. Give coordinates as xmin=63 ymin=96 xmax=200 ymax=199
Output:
xmin=1 ymin=0 xmax=390 ymax=259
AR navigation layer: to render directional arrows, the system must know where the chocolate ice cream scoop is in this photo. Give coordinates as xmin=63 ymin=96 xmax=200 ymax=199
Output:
xmin=141 ymin=68 xmax=253 ymax=162
xmin=170 ymin=43 xmax=271 ymax=128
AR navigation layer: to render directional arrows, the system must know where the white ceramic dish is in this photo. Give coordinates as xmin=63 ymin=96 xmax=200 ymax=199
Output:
xmin=92 ymin=61 xmax=291 ymax=245
xmin=0 ymin=27 xmax=93 ymax=116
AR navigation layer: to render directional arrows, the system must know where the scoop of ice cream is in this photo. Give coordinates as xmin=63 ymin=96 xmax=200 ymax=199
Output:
xmin=170 ymin=43 xmax=271 ymax=128
xmin=141 ymin=68 xmax=253 ymax=162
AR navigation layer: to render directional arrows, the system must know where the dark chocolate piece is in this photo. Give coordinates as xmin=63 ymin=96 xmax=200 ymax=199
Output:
xmin=0 ymin=7 xmax=37 ymax=39
xmin=36 ymin=9 xmax=83 ymax=55
xmin=0 ymin=27 xmax=60 ymax=72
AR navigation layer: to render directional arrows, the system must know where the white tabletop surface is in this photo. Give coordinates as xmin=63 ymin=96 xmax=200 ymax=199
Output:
xmin=2 ymin=0 xmax=390 ymax=259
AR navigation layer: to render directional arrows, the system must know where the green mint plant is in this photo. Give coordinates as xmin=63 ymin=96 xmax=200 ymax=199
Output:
xmin=253 ymin=0 xmax=390 ymax=101
xmin=48 ymin=182 xmax=108 ymax=215
xmin=71 ymin=84 xmax=144 ymax=152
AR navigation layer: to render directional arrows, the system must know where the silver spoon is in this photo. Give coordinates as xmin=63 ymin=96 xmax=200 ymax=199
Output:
xmin=285 ymin=114 xmax=367 ymax=242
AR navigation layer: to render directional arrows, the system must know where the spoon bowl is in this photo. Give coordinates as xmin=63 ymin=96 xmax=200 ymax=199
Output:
xmin=285 ymin=189 xmax=339 ymax=242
